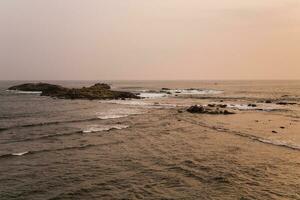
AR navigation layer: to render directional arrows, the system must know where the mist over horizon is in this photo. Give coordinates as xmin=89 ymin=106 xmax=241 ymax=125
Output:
xmin=1 ymin=0 xmax=300 ymax=80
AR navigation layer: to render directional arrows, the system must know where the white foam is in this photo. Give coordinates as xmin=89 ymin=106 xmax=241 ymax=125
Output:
xmin=82 ymin=125 xmax=129 ymax=133
xmin=227 ymin=104 xmax=256 ymax=110
xmin=169 ymin=89 xmax=223 ymax=95
xmin=6 ymin=90 xmax=42 ymax=94
xmin=12 ymin=151 xmax=29 ymax=156
xmin=97 ymin=114 xmax=129 ymax=119
xmin=258 ymin=138 xmax=300 ymax=150
xmin=99 ymin=100 xmax=151 ymax=106
xmin=96 ymin=108 xmax=142 ymax=119
xmin=100 ymin=100 xmax=182 ymax=109
xmin=227 ymin=103 xmax=283 ymax=111
xmin=138 ymin=93 xmax=167 ymax=98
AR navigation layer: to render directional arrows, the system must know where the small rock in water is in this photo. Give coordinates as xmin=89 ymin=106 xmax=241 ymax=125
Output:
xmin=187 ymin=105 xmax=206 ymax=113
xmin=223 ymin=110 xmax=235 ymax=115
xmin=276 ymin=102 xmax=297 ymax=105
xmin=186 ymin=105 xmax=235 ymax=115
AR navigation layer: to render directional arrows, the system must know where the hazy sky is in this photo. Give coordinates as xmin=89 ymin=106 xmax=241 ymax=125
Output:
xmin=0 ymin=0 xmax=299 ymax=80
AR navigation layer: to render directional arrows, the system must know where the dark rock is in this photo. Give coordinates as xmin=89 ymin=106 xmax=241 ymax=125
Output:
xmin=223 ymin=110 xmax=235 ymax=115
xmin=248 ymin=104 xmax=257 ymax=107
xmin=8 ymin=83 xmax=64 ymax=92
xmin=8 ymin=83 xmax=139 ymax=100
xmin=219 ymin=104 xmax=227 ymax=108
xmin=161 ymin=88 xmax=171 ymax=90
xmin=280 ymin=126 xmax=285 ymax=129
xmin=187 ymin=105 xmax=206 ymax=113
xmin=276 ymin=102 xmax=297 ymax=105
xmin=265 ymin=100 xmax=272 ymax=103
xmin=187 ymin=105 xmax=235 ymax=115
xmin=272 ymin=130 xmax=278 ymax=133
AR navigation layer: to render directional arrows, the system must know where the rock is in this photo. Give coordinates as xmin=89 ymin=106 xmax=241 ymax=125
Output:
xmin=223 ymin=110 xmax=235 ymax=115
xmin=280 ymin=126 xmax=285 ymax=129
xmin=161 ymin=88 xmax=171 ymax=90
xmin=272 ymin=130 xmax=278 ymax=133
xmin=8 ymin=83 xmax=64 ymax=92
xmin=208 ymin=104 xmax=216 ymax=107
xmin=187 ymin=105 xmax=206 ymax=113
xmin=8 ymin=83 xmax=140 ymax=100
xmin=219 ymin=104 xmax=227 ymax=108
xmin=248 ymin=104 xmax=257 ymax=107
xmin=208 ymin=104 xmax=227 ymax=108
xmin=265 ymin=100 xmax=272 ymax=103
xmin=187 ymin=105 xmax=235 ymax=115
xmin=276 ymin=102 xmax=297 ymax=105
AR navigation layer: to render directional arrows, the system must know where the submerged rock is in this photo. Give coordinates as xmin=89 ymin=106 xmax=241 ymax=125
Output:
xmin=186 ymin=105 xmax=235 ymax=115
xmin=187 ymin=105 xmax=206 ymax=113
xmin=276 ymin=102 xmax=297 ymax=105
xmin=8 ymin=83 xmax=140 ymax=100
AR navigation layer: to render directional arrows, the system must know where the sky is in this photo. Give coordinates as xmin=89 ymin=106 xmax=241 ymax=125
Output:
xmin=0 ymin=0 xmax=299 ymax=80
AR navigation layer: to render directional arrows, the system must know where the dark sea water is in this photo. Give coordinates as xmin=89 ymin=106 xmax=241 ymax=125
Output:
xmin=0 ymin=80 xmax=300 ymax=200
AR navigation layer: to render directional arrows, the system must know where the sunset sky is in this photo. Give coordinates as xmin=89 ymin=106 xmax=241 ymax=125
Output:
xmin=0 ymin=0 xmax=299 ymax=80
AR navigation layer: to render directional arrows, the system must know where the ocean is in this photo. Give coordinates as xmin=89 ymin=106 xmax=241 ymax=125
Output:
xmin=0 ymin=80 xmax=300 ymax=200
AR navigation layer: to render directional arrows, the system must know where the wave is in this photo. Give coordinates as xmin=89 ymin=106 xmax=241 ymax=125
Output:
xmin=1 ymin=124 xmax=129 ymax=144
xmin=180 ymin=117 xmax=300 ymax=151
xmin=97 ymin=114 xmax=129 ymax=119
xmin=0 ymin=151 xmax=30 ymax=158
xmin=257 ymin=139 xmax=300 ymax=150
xmin=226 ymin=103 xmax=284 ymax=111
xmin=168 ymin=89 xmax=223 ymax=95
xmin=136 ymin=89 xmax=223 ymax=99
xmin=138 ymin=93 xmax=168 ymax=98
xmin=6 ymin=90 xmax=42 ymax=94
xmin=0 ymin=117 xmax=101 ymax=132
xmin=101 ymin=100 xmax=182 ymax=109
xmin=96 ymin=108 xmax=142 ymax=119
xmin=82 ymin=124 xmax=129 ymax=133
xmin=99 ymin=100 xmax=152 ymax=106
xmin=0 ymin=141 xmax=123 ymax=160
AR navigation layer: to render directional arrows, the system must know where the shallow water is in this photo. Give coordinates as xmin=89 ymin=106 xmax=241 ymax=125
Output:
xmin=0 ymin=80 xmax=300 ymax=200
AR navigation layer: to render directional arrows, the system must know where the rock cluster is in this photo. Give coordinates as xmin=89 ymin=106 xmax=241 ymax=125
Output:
xmin=187 ymin=105 xmax=235 ymax=115
xmin=8 ymin=83 xmax=140 ymax=100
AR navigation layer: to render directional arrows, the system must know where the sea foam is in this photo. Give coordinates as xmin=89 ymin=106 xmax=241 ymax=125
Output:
xmin=6 ymin=90 xmax=42 ymax=94
xmin=82 ymin=124 xmax=129 ymax=133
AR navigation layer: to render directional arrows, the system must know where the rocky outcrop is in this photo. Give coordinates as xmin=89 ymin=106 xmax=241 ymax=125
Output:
xmin=8 ymin=83 xmax=140 ymax=100
xmin=187 ymin=105 xmax=235 ymax=115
